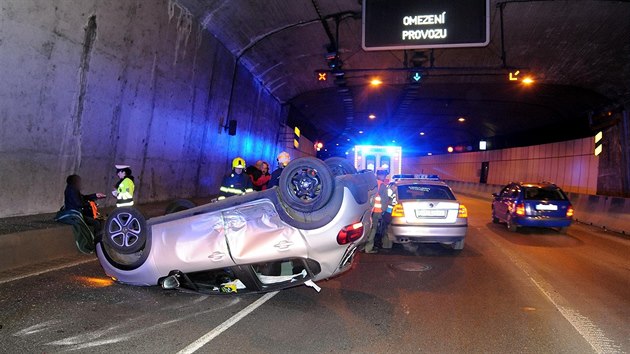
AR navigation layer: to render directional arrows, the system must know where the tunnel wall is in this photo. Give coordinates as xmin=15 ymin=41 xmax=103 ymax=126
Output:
xmin=405 ymin=137 xmax=598 ymax=195
xmin=0 ymin=1 xmax=286 ymax=217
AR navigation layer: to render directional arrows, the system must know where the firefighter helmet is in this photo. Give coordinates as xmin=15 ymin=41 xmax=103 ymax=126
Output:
xmin=232 ymin=157 xmax=246 ymax=169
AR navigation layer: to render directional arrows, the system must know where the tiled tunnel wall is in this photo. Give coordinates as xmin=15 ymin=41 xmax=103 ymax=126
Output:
xmin=404 ymin=137 xmax=599 ymax=195
xmin=0 ymin=0 xmax=287 ymax=217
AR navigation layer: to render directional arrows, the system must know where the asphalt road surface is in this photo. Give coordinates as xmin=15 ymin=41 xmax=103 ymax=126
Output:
xmin=1 ymin=195 xmax=628 ymax=353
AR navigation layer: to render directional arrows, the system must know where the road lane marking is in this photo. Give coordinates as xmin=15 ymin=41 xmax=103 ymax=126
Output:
xmin=0 ymin=258 xmax=97 ymax=285
xmin=178 ymin=291 xmax=279 ymax=354
xmin=483 ymin=230 xmax=622 ymax=354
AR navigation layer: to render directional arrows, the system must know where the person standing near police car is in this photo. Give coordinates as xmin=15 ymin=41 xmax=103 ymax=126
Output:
xmin=220 ymin=157 xmax=254 ymax=197
xmin=364 ymin=167 xmax=390 ymax=253
xmin=112 ymin=165 xmax=135 ymax=207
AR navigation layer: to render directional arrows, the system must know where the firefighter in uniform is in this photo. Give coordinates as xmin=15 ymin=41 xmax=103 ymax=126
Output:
xmin=220 ymin=157 xmax=254 ymax=197
xmin=364 ymin=167 xmax=389 ymax=253
xmin=112 ymin=165 xmax=135 ymax=207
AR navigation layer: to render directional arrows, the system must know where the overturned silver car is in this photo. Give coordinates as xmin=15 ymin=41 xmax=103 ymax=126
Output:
xmin=96 ymin=157 xmax=376 ymax=294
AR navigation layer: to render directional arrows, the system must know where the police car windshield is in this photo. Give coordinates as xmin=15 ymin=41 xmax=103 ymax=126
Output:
xmin=397 ymin=185 xmax=455 ymax=201
xmin=523 ymin=187 xmax=567 ymax=201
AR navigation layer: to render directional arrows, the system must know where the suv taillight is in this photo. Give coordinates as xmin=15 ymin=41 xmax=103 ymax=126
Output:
xmin=337 ymin=222 xmax=364 ymax=245
xmin=566 ymin=205 xmax=574 ymax=217
xmin=515 ymin=203 xmax=526 ymax=216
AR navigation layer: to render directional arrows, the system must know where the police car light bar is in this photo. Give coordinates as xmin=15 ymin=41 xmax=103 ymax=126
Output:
xmin=392 ymin=174 xmax=440 ymax=181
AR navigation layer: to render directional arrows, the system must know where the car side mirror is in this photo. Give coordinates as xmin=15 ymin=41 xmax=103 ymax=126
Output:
xmin=492 ymin=193 xmax=499 ymax=199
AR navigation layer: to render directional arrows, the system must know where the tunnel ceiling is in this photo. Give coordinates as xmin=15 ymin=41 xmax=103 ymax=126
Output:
xmin=177 ymin=0 xmax=630 ymax=155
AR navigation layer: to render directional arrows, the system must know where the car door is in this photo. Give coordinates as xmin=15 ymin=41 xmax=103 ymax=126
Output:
xmin=493 ymin=185 xmax=511 ymax=218
xmin=223 ymin=199 xmax=309 ymax=265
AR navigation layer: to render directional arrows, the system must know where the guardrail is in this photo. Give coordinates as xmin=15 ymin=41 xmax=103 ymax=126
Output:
xmin=445 ymin=180 xmax=629 ymax=235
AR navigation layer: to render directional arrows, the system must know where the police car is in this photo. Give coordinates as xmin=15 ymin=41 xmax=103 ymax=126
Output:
xmin=96 ymin=157 xmax=377 ymax=294
xmin=385 ymin=175 xmax=468 ymax=251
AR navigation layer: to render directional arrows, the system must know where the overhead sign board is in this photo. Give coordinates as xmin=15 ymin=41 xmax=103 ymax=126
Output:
xmin=362 ymin=0 xmax=490 ymax=51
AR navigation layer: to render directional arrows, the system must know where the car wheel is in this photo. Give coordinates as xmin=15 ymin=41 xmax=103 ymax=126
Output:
xmin=279 ymin=157 xmax=334 ymax=212
xmin=324 ymin=157 xmax=357 ymax=176
xmin=165 ymin=199 xmax=196 ymax=214
xmin=491 ymin=207 xmax=499 ymax=223
xmin=559 ymin=227 xmax=569 ymax=234
xmin=402 ymin=243 xmax=418 ymax=253
xmin=103 ymin=207 xmax=147 ymax=254
xmin=452 ymin=238 xmax=465 ymax=250
xmin=506 ymin=214 xmax=518 ymax=232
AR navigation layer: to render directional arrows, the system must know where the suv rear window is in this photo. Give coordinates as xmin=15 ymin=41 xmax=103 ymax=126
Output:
xmin=397 ymin=185 xmax=455 ymax=200
xmin=523 ymin=187 xmax=567 ymax=201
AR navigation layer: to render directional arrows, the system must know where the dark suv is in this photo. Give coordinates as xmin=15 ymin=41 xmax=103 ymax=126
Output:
xmin=491 ymin=182 xmax=574 ymax=233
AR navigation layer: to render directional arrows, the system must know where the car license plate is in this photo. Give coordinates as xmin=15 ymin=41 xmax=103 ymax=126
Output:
xmin=416 ymin=209 xmax=446 ymax=217
xmin=535 ymin=204 xmax=558 ymax=211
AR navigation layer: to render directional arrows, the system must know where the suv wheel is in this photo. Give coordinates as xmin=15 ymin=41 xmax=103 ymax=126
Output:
xmin=491 ymin=207 xmax=499 ymax=224
xmin=506 ymin=214 xmax=518 ymax=232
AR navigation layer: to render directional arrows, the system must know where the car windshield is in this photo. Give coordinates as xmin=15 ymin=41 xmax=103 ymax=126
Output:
xmin=523 ymin=187 xmax=567 ymax=201
xmin=397 ymin=185 xmax=455 ymax=200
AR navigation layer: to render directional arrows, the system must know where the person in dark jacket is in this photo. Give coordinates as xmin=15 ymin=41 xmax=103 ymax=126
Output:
xmin=268 ymin=151 xmax=291 ymax=188
xmin=64 ymin=174 xmax=105 ymax=234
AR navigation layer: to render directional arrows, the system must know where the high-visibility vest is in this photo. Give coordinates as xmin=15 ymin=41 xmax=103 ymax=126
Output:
xmin=116 ymin=178 xmax=135 ymax=207
xmin=373 ymin=180 xmax=384 ymax=213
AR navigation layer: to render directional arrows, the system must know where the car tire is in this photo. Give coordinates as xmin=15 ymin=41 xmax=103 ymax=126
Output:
xmin=325 ymin=157 xmax=357 ymax=176
xmin=279 ymin=157 xmax=334 ymax=213
xmin=402 ymin=243 xmax=418 ymax=253
xmin=491 ymin=208 xmax=500 ymax=223
xmin=559 ymin=227 xmax=569 ymax=234
xmin=103 ymin=207 xmax=147 ymax=254
xmin=452 ymin=238 xmax=465 ymax=250
xmin=506 ymin=214 xmax=518 ymax=232
xmin=165 ymin=199 xmax=196 ymax=214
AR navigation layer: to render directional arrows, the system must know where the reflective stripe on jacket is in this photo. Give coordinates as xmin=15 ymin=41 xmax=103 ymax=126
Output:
xmin=116 ymin=177 xmax=135 ymax=207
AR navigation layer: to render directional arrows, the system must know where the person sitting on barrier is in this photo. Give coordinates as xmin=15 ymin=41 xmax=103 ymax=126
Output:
xmin=268 ymin=151 xmax=291 ymax=188
xmin=220 ymin=157 xmax=254 ymax=197
xmin=56 ymin=174 xmax=106 ymax=254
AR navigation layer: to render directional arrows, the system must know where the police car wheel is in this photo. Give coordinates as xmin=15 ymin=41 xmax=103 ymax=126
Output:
xmin=325 ymin=157 xmax=357 ymax=176
xmin=103 ymin=207 xmax=147 ymax=254
xmin=165 ymin=199 xmax=196 ymax=214
xmin=279 ymin=157 xmax=334 ymax=213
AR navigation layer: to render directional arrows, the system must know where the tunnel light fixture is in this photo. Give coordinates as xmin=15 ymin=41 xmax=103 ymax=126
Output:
xmin=359 ymin=130 xmax=364 ymax=134
xmin=420 ymin=132 xmax=425 ymax=136
xmin=447 ymin=146 xmax=454 ymax=153
xmin=457 ymin=117 xmax=466 ymax=122
xmin=479 ymin=140 xmax=487 ymax=150
xmin=368 ymin=114 xmax=376 ymax=119
xmin=427 ymin=152 xmax=432 ymax=156
xmin=522 ymin=76 xmax=534 ymax=85
xmin=370 ymin=78 xmax=382 ymax=86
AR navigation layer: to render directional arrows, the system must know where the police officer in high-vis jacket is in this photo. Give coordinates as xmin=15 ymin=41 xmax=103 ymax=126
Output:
xmin=112 ymin=165 xmax=135 ymax=207
xmin=364 ymin=167 xmax=389 ymax=253
xmin=220 ymin=157 xmax=254 ymax=197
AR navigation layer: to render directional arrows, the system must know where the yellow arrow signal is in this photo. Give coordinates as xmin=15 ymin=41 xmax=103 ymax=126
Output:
xmin=509 ymin=70 xmax=520 ymax=81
